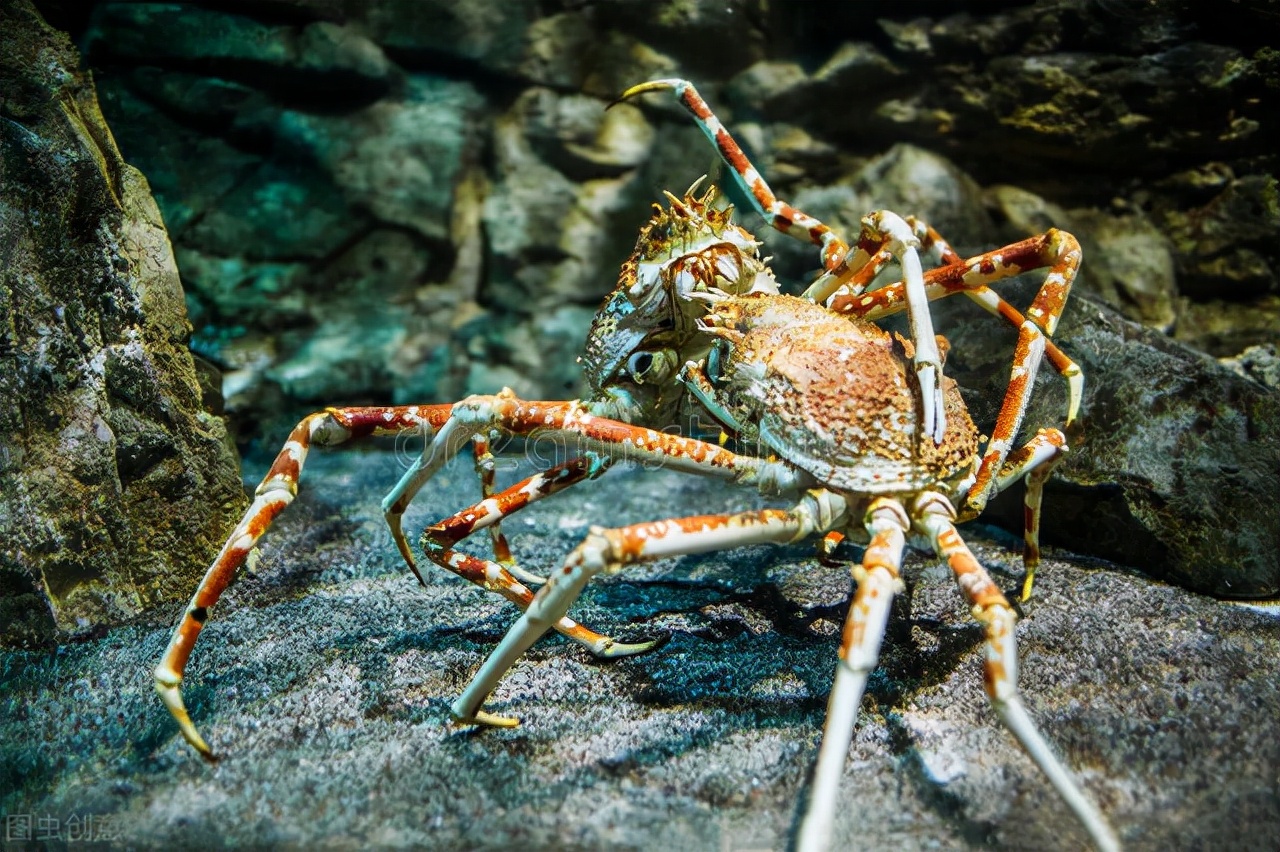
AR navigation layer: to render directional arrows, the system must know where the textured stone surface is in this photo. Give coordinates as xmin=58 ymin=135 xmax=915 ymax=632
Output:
xmin=75 ymin=0 xmax=1278 ymax=439
xmin=1 ymin=449 xmax=1276 ymax=849
xmin=0 ymin=0 xmax=247 ymax=645
xmin=946 ymin=297 xmax=1280 ymax=599
xmin=18 ymin=3 xmax=1279 ymax=610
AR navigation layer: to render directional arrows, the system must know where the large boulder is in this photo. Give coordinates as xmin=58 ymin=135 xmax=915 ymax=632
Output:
xmin=0 ymin=0 xmax=248 ymax=645
xmin=956 ymin=298 xmax=1280 ymax=599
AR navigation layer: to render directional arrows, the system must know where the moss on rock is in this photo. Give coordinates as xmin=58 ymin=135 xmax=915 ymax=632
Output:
xmin=0 ymin=0 xmax=248 ymax=645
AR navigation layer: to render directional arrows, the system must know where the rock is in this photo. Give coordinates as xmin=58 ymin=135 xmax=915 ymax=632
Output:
xmin=812 ymin=40 xmax=905 ymax=96
xmin=985 ymin=183 xmax=1071 ymax=240
xmin=946 ymin=297 xmax=1280 ymax=599
xmin=355 ymin=0 xmax=537 ymax=77
xmin=0 ymin=449 xmax=1275 ymax=849
xmin=1175 ymin=296 xmax=1280 ymax=359
xmin=1220 ymin=344 xmax=1280 ymax=390
xmin=1068 ymin=208 xmax=1179 ymax=332
xmin=591 ymin=0 xmax=767 ymax=81
xmin=0 ymin=0 xmax=247 ymax=645
xmin=267 ymin=75 xmax=485 ymax=242
xmin=726 ymin=44 xmax=905 ymax=132
xmin=482 ymin=89 xmax=658 ymax=320
xmin=91 ymin=26 xmax=487 ymax=431
xmin=1156 ymin=171 xmax=1280 ymax=305
xmin=986 ymin=185 xmax=1179 ymax=330
xmin=853 ymin=143 xmax=995 ymax=250
xmin=725 ymin=60 xmax=811 ymax=119
xmin=511 ymin=87 xmax=655 ymax=180
xmin=85 ymin=3 xmax=395 ymax=104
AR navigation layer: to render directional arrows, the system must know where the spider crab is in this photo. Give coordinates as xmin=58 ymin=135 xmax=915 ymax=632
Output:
xmin=155 ymin=80 xmax=1117 ymax=851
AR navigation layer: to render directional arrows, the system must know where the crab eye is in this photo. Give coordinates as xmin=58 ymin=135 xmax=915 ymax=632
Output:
xmin=707 ymin=338 xmax=731 ymax=387
xmin=626 ymin=349 xmax=676 ymax=385
xmin=628 ymin=351 xmax=653 ymax=376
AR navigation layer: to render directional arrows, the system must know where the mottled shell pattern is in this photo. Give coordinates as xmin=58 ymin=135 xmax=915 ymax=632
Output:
xmin=582 ymin=183 xmax=779 ymax=422
xmin=698 ymin=294 xmax=981 ymax=496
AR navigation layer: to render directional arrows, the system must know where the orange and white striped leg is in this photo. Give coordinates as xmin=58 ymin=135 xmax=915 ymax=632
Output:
xmin=800 ymin=215 xmax=964 ymax=307
xmin=828 ymin=230 xmax=1085 ymax=429
xmin=914 ymin=494 xmax=1119 ymax=852
xmin=154 ymin=404 xmax=452 ymax=760
xmin=379 ymin=392 xmax=814 ymax=536
xmin=615 ymin=79 xmax=852 ymax=275
xmin=451 ymin=490 xmax=849 ymax=728
xmin=991 ymin=428 xmax=1069 ymax=601
xmin=615 ymin=80 xmax=947 ymax=441
xmin=907 ymin=216 xmax=964 ymax=267
xmin=470 ymin=434 xmax=561 ymax=587
xmin=964 ymin=317 xmax=1047 ymax=513
xmin=420 ymin=454 xmax=657 ymax=658
xmin=798 ymin=499 xmax=910 ymax=852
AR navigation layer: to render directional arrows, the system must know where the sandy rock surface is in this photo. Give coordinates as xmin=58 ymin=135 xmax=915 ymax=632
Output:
xmin=2 ymin=448 xmax=1276 ymax=850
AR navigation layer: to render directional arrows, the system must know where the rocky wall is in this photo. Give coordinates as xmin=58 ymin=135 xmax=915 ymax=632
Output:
xmin=24 ymin=0 xmax=1280 ymax=597
xmin=0 ymin=0 xmax=248 ymax=645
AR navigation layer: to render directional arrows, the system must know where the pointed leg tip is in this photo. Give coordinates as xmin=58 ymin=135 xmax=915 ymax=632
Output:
xmin=506 ymin=564 xmax=549 ymax=586
xmin=1019 ymin=571 xmax=1037 ymax=603
xmin=596 ymin=629 xmax=671 ymax=659
xmin=611 ymin=79 xmax=684 ymax=107
xmin=156 ymin=675 xmax=218 ymax=760
xmin=452 ymin=708 xmax=522 ymax=729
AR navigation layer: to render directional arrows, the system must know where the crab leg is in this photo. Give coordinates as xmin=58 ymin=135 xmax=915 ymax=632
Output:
xmin=451 ymin=489 xmax=849 ymax=728
xmin=616 ymin=79 xmax=948 ymax=442
xmin=990 ymin=428 xmax=1069 ymax=600
xmin=471 ymin=435 xmax=526 ymax=581
xmin=866 ymin=211 xmax=947 ymax=444
xmin=420 ymin=454 xmax=659 ymax=658
xmin=802 ymin=216 xmax=962 ymax=314
xmin=378 ymin=391 xmax=815 ymax=541
xmin=914 ymin=494 xmax=1120 ymax=852
xmin=829 ymin=230 xmax=1085 ymax=426
xmin=909 ymin=217 xmax=963 ymax=266
xmin=798 ymin=499 xmax=909 ymax=852
xmin=615 ymin=79 xmax=850 ymax=273
xmin=800 ymin=215 xmax=964 ymax=304
xmin=154 ymin=404 xmax=453 ymax=759
xmin=963 ymin=318 xmax=1047 ymax=515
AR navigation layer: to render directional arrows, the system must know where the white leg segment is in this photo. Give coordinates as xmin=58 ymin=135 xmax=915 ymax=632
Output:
xmin=451 ymin=492 xmax=848 ymax=728
xmin=798 ymin=499 xmax=909 ymax=852
xmin=914 ymin=496 xmax=1120 ymax=852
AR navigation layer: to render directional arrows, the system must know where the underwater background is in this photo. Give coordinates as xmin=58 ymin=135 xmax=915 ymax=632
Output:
xmin=1 ymin=1 xmax=1278 ymax=849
